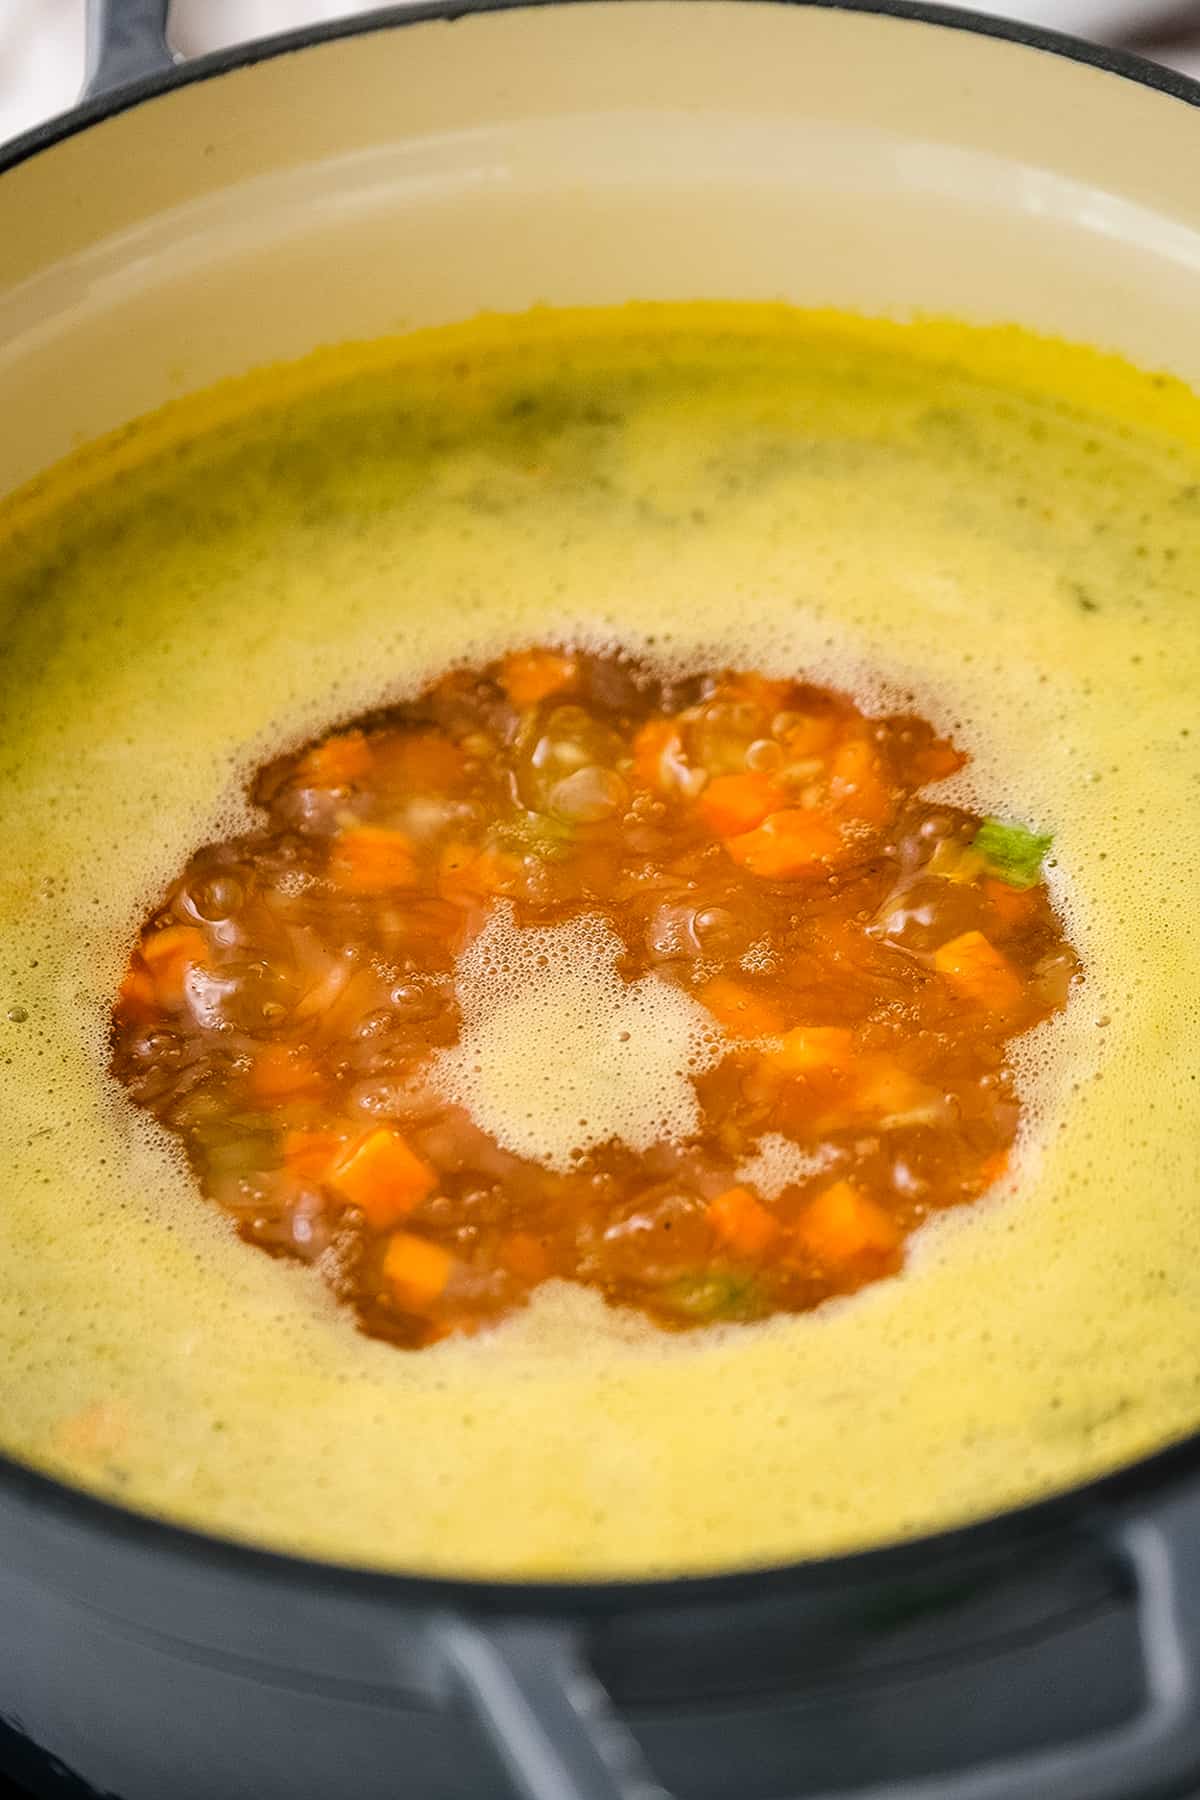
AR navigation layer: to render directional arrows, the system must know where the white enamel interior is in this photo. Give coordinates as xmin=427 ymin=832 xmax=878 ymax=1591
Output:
xmin=0 ymin=2 xmax=1199 ymax=500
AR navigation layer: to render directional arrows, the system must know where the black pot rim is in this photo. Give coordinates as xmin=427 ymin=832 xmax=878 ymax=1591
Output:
xmin=1 ymin=0 xmax=1198 ymax=1614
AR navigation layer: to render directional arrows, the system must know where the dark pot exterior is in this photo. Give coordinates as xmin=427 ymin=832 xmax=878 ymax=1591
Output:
xmin=3 ymin=6 xmax=1200 ymax=1799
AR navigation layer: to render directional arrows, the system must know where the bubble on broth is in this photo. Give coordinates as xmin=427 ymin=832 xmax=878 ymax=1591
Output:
xmin=735 ymin=1134 xmax=838 ymax=1198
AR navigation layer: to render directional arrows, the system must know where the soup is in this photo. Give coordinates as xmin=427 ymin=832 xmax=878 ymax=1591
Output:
xmin=0 ymin=305 xmax=1197 ymax=1576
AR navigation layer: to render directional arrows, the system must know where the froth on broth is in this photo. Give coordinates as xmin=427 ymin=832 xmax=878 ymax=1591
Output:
xmin=0 ymin=304 xmax=1198 ymax=1577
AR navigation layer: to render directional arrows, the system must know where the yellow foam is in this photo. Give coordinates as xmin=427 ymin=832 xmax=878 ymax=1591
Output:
xmin=0 ymin=302 xmax=1197 ymax=1578
xmin=432 ymin=905 xmax=722 ymax=1170
xmin=735 ymin=1134 xmax=836 ymax=1197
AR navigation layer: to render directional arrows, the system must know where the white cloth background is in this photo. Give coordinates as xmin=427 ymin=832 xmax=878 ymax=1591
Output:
xmin=1 ymin=2 xmax=1198 ymax=146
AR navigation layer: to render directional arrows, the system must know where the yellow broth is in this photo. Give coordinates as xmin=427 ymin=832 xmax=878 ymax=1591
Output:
xmin=0 ymin=305 xmax=1197 ymax=1577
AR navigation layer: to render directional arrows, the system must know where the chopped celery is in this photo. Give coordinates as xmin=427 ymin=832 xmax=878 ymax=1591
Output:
xmin=972 ymin=817 xmax=1052 ymax=890
xmin=660 ymin=1272 xmax=761 ymax=1321
xmin=493 ymin=811 xmax=575 ymax=862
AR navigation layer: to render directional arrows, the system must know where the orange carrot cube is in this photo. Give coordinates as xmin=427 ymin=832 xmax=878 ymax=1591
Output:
xmin=696 ymin=977 xmax=786 ymax=1039
xmin=438 ymin=840 xmax=482 ymax=888
xmin=282 ymin=1128 xmax=343 ymax=1182
xmin=140 ymin=924 xmax=207 ymax=1008
xmin=851 ymin=1058 xmax=930 ymax=1118
xmin=383 ymin=1232 xmax=454 ymax=1311
xmin=249 ymin=1045 xmax=325 ymax=1103
xmin=330 ymin=1127 xmax=436 ymax=1229
xmin=299 ymin=730 xmax=372 ymax=789
xmin=769 ymin=1025 xmax=856 ymax=1074
xmin=933 ymin=930 xmax=1024 ymax=1012
xmin=708 ymin=1186 xmax=779 ymax=1258
xmin=330 ymin=827 xmax=417 ymax=894
xmin=983 ymin=878 xmax=1038 ymax=929
xmin=438 ymin=840 xmax=516 ymax=898
xmin=697 ymin=772 xmax=781 ymax=839
xmin=795 ymin=1180 xmax=901 ymax=1265
xmin=390 ymin=732 xmax=468 ymax=791
xmin=500 ymin=649 xmax=578 ymax=708
xmin=724 ymin=808 xmax=843 ymax=880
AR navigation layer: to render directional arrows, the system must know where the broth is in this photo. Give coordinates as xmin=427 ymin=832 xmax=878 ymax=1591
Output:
xmin=0 ymin=305 xmax=1197 ymax=1576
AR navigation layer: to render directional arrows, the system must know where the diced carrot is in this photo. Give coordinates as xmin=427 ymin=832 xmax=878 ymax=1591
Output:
xmin=439 ymin=840 xmax=482 ymax=888
xmin=438 ymin=840 xmax=517 ymax=899
xmin=795 ymin=1180 xmax=901 ymax=1265
xmin=500 ymin=649 xmax=578 ymax=708
xmin=498 ymin=1231 xmax=550 ymax=1282
xmin=983 ymin=877 xmax=1039 ymax=929
xmin=141 ymin=925 xmax=206 ymax=972
xmin=696 ymin=772 xmax=781 ymax=839
xmin=696 ymin=976 xmax=786 ymax=1039
xmin=632 ymin=718 xmax=688 ymax=795
xmin=140 ymin=925 xmax=207 ymax=1007
xmin=330 ymin=1127 xmax=436 ymax=1229
xmin=828 ymin=738 xmax=893 ymax=827
xmin=708 ymin=1186 xmax=779 ymax=1257
xmin=933 ymin=930 xmax=1024 ymax=1013
xmin=851 ymin=1058 xmax=931 ymax=1120
xmin=298 ymin=730 xmax=372 ymax=788
xmin=330 ymin=826 xmax=417 ymax=893
xmin=389 ymin=732 xmax=468 ymax=791
xmin=724 ymin=808 xmax=843 ymax=880
xmin=383 ymin=1232 xmax=454 ymax=1311
xmin=249 ymin=1045 xmax=325 ymax=1103
xmin=282 ymin=1128 xmax=343 ymax=1182
xmin=769 ymin=1025 xmax=856 ymax=1074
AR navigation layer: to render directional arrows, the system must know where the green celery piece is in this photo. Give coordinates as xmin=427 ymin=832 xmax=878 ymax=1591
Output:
xmin=660 ymin=1272 xmax=761 ymax=1321
xmin=493 ymin=811 xmax=575 ymax=862
xmin=972 ymin=817 xmax=1052 ymax=890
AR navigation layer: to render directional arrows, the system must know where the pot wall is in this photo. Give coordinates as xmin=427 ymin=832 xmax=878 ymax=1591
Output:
xmin=1 ymin=3 xmax=1200 ymax=502
xmin=0 ymin=1456 xmax=1172 ymax=1800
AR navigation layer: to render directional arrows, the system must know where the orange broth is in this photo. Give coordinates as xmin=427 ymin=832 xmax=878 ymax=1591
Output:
xmin=112 ymin=649 xmax=1076 ymax=1348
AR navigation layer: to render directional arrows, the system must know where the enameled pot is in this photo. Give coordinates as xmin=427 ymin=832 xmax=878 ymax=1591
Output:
xmin=2 ymin=4 xmax=1199 ymax=1797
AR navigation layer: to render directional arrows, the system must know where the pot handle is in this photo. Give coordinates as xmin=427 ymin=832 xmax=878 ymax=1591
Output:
xmin=429 ymin=1613 xmax=666 ymax=1800
xmin=432 ymin=1489 xmax=1200 ymax=1800
xmin=84 ymin=0 xmax=176 ymax=100
xmin=831 ymin=1489 xmax=1200 ymax=1800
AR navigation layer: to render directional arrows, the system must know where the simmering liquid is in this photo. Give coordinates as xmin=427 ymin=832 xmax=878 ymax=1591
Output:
xmin=0 ymin=306 xmax=1197 ymax=1576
